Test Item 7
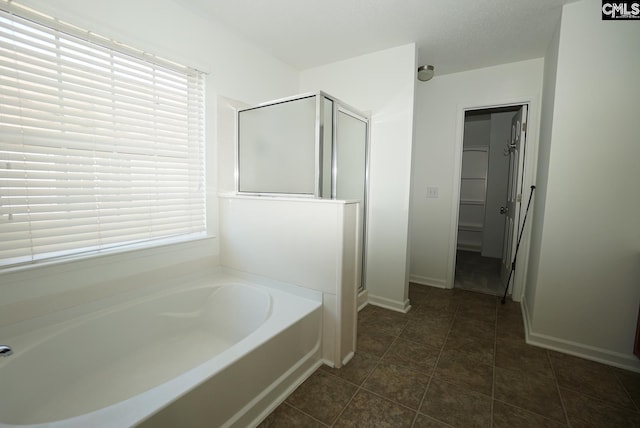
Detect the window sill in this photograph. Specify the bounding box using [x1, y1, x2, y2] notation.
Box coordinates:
[0, 234, 216, 277]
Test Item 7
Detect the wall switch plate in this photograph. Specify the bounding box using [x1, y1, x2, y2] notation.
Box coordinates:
[426, 186, 439, 198]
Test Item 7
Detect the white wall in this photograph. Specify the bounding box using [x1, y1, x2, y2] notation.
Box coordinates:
[525, 11, 561, 328]
[410, 59, 544, 291]
[218, 196, 359, 366]
[0, 0, 299, 322]
[525, 0, 640, 371]
[299, 44, 417, 312]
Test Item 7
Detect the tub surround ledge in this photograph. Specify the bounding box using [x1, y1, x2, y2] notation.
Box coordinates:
[0, 268, 323, 428]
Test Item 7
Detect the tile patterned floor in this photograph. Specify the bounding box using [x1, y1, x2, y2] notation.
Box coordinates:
[259, 284, 640, 428]
[454, 250, 503, 297]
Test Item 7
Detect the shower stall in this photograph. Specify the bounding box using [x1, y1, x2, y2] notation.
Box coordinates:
[236, 91, 370, 289]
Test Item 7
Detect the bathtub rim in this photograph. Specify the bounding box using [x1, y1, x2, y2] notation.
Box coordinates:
[0, 268, 323, 428]
[0, 281, 274, 365]
[0, 266, 319, 340]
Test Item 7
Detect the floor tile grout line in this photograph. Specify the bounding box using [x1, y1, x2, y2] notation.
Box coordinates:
[383, 295, 531, 424]
[490, 299, 498, 428]
[414, 414, 457, 428]
[547, 350, 640, 414]
[613, 370, 640, 413]
[546, 349, 572, 427]
[548, 351, 640, 418]
[327, 386, 358, 426]
[327, 333, 405, 427]
[371, 320, 424, 425]
[355, 385, 427, 416]
[492, 397, 573, 426]
[556, 383, 640, 414]
[269, 288, 640, 427]
[396, 296, 575, 426]
[286, 343, 387, 427]
[493, 308, 574, 425]
[410, 300, 460, 427]
[355, 301, 457, 427]
[425, 375, 494, 401]
[280, 401, 332, 427]
[410, 385, 429, 428]
[325, 367, 373, 427]
[324, 334, 447, 422]
[409, 349, 437, 426]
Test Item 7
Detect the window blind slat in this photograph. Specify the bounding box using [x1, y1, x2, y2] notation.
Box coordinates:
[0, 6, 206, 268]
[0, 94, 193, 134]
[0, 135, 197, 159]
[0, 228, 204, 260]
[0, 208, 206, 232]
[0, 74, 202, 123]
[2, 17, 195, 90]
[0, 40, 196, 104]
[0, 213, 205, 243]
[0, 146, 200, 166]
[1, 201, 204, 216]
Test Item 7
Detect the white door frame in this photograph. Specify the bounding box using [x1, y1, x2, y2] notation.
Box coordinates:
[447, 97, 539, 301]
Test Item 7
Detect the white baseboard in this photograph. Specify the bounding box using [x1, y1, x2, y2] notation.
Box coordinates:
[357, 289, 368, 311]
[521, 296, 533, 338]
[409, 274, 448, 289]
[368, 293, 411, 313]
[522, 298, 640, 373]
[341, 351, 355, 366]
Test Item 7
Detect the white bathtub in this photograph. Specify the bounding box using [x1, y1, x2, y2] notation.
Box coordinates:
[0, 273, 322, 427]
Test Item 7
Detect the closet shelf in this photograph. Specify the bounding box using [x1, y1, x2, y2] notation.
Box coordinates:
[458, 223, 483, 232]
[458, 143, 488, 253]
[460, 199, 485, 206]
[457, 241, 482, 251]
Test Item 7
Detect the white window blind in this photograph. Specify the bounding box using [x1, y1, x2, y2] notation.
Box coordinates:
[0, 4, 206, 268]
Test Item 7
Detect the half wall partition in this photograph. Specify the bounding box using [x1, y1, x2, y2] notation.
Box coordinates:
[236, 92, 370, 289]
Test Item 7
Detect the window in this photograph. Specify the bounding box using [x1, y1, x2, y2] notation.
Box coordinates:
[0, 3, 206, 268]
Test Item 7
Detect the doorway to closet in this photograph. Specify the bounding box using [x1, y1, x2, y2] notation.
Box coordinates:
[454, 105, 527, 297]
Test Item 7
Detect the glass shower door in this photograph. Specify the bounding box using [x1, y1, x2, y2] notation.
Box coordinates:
[335, 107, 369, 289]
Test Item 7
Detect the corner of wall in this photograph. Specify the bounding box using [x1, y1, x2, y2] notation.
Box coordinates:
[524, 0, 640, 370]
[522, 12, 562, 316]
[299, 43, 418, 309]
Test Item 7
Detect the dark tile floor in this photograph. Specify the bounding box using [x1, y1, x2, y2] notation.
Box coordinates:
[455, 250, 503, 297]
[260, 284, 640, 428]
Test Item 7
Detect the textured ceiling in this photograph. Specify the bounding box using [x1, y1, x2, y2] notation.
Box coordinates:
[172, 0, 576, 75]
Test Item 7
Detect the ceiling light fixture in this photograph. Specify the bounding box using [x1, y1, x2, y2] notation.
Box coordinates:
[417, 65, 435, 82]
